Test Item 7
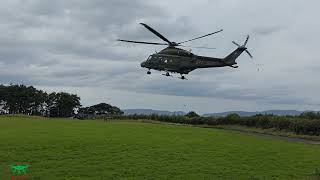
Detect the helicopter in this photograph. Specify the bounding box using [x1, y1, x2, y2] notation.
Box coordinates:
[118, 23, 252, 80]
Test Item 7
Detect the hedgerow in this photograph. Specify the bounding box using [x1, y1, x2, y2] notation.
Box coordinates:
[113, 113, 320, 136]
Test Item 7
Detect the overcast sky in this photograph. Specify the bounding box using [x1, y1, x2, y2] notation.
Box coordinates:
[0, 0, 319, 113]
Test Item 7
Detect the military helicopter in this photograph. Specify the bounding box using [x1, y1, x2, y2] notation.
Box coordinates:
[118, 23, 252, 80]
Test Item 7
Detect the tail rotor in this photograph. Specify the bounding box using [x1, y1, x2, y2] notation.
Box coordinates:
[233, 35, 262, 71]
[232, 35, 253, 58]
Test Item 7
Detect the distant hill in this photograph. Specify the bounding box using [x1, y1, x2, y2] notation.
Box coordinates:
[123, 109, 186, 116]
[203, 110, 304, 117]
[123, 109, 306, 117]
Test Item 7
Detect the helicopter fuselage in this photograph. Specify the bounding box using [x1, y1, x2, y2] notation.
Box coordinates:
[140, 47, 237, 74]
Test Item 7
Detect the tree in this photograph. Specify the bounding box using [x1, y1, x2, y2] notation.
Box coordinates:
[47, 92, 81, 117]
[29, 89, 47, 116]
[89, 103, 123, 115]
[0, 84, 48, 115]
[78, 107, 95, 115]
[185, 111, 200, 118]
[0, 84, 82, 117]
[0, 85, 8, 114]
[225, 113, 241, 120]
[77, 103, 123, 119]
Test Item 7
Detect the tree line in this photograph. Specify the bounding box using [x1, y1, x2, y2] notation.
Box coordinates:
[1, 84, 319, 136]
[0, 84, 123, 117]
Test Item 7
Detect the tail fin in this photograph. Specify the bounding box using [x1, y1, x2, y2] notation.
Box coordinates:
[224, 35, 252, 65]
[224, 47, 246, 65]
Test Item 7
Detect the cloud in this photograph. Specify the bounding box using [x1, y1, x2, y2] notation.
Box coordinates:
[0, 0, 320, 113]
[253, 25, 286, 36]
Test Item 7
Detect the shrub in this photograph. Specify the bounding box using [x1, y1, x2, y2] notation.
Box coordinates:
[300, 111, 320, 120]
[185, 111, 200, 118]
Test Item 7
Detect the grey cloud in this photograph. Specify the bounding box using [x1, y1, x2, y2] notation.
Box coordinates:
[0, 0, 320, 112]
[110, 76, 307, 106]
[253, 25, 286, 36]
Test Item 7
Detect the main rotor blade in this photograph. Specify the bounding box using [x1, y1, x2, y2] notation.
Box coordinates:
[117, 39, 168, 45]
[140, 23, 172, 44]
[179, 45, 216, 49]
[232, 41, 241, 47]
[245, 50, 253, 58]
[178, 29, 223, 45]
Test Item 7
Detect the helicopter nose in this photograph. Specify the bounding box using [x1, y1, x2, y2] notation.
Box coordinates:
[141, 61, 146, 67]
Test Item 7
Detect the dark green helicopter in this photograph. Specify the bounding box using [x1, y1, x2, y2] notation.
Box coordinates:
[118, 23, 252, 80]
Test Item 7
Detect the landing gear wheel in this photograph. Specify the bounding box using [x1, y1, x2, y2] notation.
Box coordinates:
[147, 71, 151, 75]
[162, 72, 172, 77]
[179, 74, 187, 80]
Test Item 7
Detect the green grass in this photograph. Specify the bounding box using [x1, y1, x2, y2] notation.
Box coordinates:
[0, 115, 320, 179]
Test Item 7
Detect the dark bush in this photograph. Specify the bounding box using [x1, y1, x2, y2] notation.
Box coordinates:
[300, 111, 320, 120]
[185, 111, 200, 118]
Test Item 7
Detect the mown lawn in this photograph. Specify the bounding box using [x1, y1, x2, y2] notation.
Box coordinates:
[0, 115, 320, 179]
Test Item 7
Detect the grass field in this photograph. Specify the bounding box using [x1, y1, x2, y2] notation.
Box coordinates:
[1, 115, 320, 179]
